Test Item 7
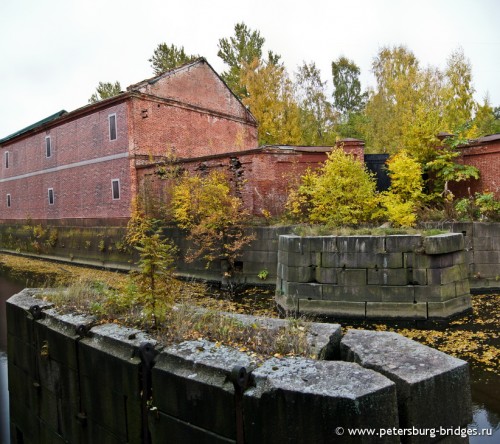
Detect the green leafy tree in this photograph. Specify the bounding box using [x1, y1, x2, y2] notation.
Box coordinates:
[331, 56, 367, 116]
[287, 148, 378, 226]
[425, 125, 480, 203]
[172, 171, 255, 288]
[241, 59, 302, 145]
[149, 42, 199, 75]
[217, 22, 281, 99]
[295, 61, 337, 145]
[88, 81, 122, 104]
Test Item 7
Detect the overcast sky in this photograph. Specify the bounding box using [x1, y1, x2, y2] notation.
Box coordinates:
[1, 0, 499, 138]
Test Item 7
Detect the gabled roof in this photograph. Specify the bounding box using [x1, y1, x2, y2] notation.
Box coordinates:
[0, 110, 68, 145]
[127, 58, 206, 91]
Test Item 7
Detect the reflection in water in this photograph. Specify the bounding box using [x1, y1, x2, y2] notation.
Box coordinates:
[1, 352, 9, 444]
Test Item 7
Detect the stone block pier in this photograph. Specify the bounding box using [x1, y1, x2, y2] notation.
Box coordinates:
[7, 289, 471, 443]
[276, 233, 472, 319]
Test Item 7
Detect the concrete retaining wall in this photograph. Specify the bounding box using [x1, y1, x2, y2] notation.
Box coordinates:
[276, 234, 472, 319]
[422, 222, 500, 291]
[1, 223, 498, 291]
[7, 290, 471, 443]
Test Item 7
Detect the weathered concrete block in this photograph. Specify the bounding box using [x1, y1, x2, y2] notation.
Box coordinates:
[315, 266, 337, 284]
[336, 236, 386, 253]
[287, 282, 323, 299]
[7, 289, 54, 342]
[322, 285, 378, 302]
[366, 302, 427, 319]
[473, 222, 500, 238]
[413, 253, 454, 269]
[426, 265, 464, 285]
[244, 358, 399, 444]
[274, 293, 298, 313]
[414, 283, 457, 302]
[221, 311, 342, 360]
[337, 268, 367, 286]
[385, 235, 423, 253]
[474, 250, 500, 264]
[321, 236, 338, 252]
[471, 263, 500, 279]
[423, 233, 464, 255]
[455, 279, 471, 297]
[427, 295, 472, 318]
[287, 265, 315, 283]
[287, 251, 320, 267]
[341, 330, 472, 442]
[153, 340, 254, 439]
[298, 299, 366, 318]
[322, 252, 402, 269]
[367, 268, 409, 286]
[378, 286, 415, 303]
[242, 250, 277, 264]
[473, 236, 500, 251]
[411, 268, 427, 285]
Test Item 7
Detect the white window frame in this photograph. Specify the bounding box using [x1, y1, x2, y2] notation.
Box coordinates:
[108, 113, 117, 141]
[6, 194, 11, 208]
[48, 188, 55, 205]
[4, 151, 9, 169]
[45, 135, 52, 158]
[111, 179, 120, 200]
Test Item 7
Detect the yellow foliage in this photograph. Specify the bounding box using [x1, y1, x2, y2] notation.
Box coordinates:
[381, 150, 423, 227]
[286, 148, 378, 226]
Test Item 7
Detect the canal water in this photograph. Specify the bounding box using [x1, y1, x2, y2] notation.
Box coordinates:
[0, 274, 498, 442]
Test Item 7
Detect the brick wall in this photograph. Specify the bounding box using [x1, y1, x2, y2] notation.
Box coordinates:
[137, 140, 365, 217]
[450, 136, 500, 198]
[129, 95, 257, 159]
[0, 101, 132, 222]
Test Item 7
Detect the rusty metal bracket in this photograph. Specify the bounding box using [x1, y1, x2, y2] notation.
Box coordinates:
[138, 342, 157, 444]
[29, 304, 43, 320]
[230, 365, 252, 444]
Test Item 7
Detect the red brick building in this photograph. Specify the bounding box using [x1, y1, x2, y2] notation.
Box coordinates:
[137, 139, 365, 217]
[0, 59, 257, 225]
[451, 134, 500, 199]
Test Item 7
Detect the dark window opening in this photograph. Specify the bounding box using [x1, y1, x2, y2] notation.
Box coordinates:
[109, 114, 117, 140]
[45, 136, 52, 157]
[7, 194, 11, 207]
[48, 188, 54, 205]
[5, 151, 9, 169]
[112, 179, 120, 200]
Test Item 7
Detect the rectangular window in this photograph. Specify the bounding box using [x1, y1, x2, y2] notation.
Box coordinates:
[45, 136, 52, 158]
[48, 188, 54, 205]
[7, 194, 11, 208]
[4, 151, 9, 169]
[112, 179, 120, 200]
[109, 114, 117, 141]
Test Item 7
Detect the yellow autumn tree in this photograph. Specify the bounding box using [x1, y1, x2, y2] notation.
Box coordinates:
[287, 148, 378, 226]
[171, 171, 254, 285]
[241, 59, 302, 145]
[381, 150, 424, 227]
